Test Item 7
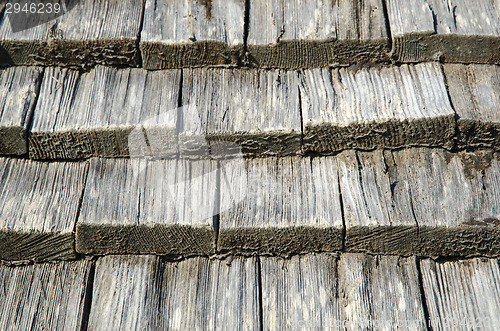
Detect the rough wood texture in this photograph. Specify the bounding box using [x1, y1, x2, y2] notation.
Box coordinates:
[141, 0, 245, 69]
[76, 158, 216, 255]
[181, 68, 301, 157]
[247, 0, 390, 68]
[218, 157, 343, 256]
[300, 63, 456, 153]
[0, 260, 92, 330]
[0, 0, 142, 67]
[0, 66, 42, 155]
[444, 64, 500, 149]
[387, 0, 500, 64]
[30, 66, 180, 159]
[341, 148, 500, 257]
[338, 254, 426, 330]
[89, 255, 259, 330]
[261, 254, 425, 330]
[0, 158, 87, 261]
[421, 258, 500, 330]
[260, 254, 344, 329]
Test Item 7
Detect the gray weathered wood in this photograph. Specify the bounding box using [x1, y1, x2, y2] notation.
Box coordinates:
[181, 68, 301, 157]
[0, 66, 42, 155]
[0, 158, 87, 261]
[261, 253, 425, 330]
[0, 0, 142, 67]
[76, 157, 217, 255]
[89, 255, 259, 330]
[300, 63, 456, 153]
[140, 0, 245, 69]
[218, 157, 343, 256]
[341, 148, 500, 257]
[387, 0, 500, 64]
[0, 260, 92, 330]
[247, 0, 390, 68]
[420, 258, 500, 330]
[338, 254, 426, 330]
[260, 254, 344, 330]
[444, 63, 500, 149]
[30, 66, 180, 159]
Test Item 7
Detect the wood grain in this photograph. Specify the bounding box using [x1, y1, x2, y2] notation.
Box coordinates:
[444, 63, 500, 149]
[76, 157, 217, 255]
[140, 0, 245, 69]
[181, 68, 301, 157]
[29, 66, 180, 159]
[341, 148, 500, 257]
[0, 158, 87, 261]
[247, 0, 390, 68]
[0, 260, 92, 330]
[0, 66, 42, 155]
[218, 157, 343, 256]
[387, 0, 500, 64]
[300, 63, 456, 153]
[420, 258, 500, 330]
[89, 255, 259, 330]
[0, 0, 143, 67]
[338, 254, 426, 330]
[260, 254, 344, 330]
[261, 253, 425, 330]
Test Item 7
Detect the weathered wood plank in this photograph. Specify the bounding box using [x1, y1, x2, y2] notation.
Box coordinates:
[341, 148, 500, 257]
[76, 158, 216, 255]
[0, 260, 92, 330]
[444, 63, 500, 149]
[218, 157, 343, 256]
[29, 66, 180, 159]
[387, 0, 500, 64]
[0, 158, 87, 261]
[420, 258, 500, 330]
[89, 255, 259, 330]
[88, 256, 159, 330]
[0, 66, 42, 155]
[0, 0, 142, 67]
[140, 0, 245, 69]
[247, 0, 390, 68]
[260, 254, 344, 330]
[300, 63, 456, 153]
[181, 68, 301, 157]
[338, 254, 426, 330]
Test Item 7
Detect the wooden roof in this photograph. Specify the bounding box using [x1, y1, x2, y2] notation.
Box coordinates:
[0, 0, 499, 329]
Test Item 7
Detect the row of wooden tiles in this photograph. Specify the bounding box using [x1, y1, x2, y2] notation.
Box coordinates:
[1, 62, 499, 159]
[1, 148, 499, 262]
[1, 0, 499, 69]
[1, 254, 499, 330]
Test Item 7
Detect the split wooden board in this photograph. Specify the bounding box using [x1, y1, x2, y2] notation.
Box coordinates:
[218, 157, 343, 255]
[247, 0, 390, 68]
[29, 66, 180, 159]
[420, 258, 500, 330]
[0, 66, 42, 155]
[444, 63, 500, 150]
[0, 0, 143, 67]
[181, 68, 301, 157]
[300, 62, 456, 153]
[0, 158, 87, 261]
[386, 0, 500, 64]
[263, 254, 425, 330]
[340, 148, 500, 257]
[0, 260, 92, 330]
[140, 0, 245, 69]
[88, 255, 259, 330]
[76, 157, 217, 255]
